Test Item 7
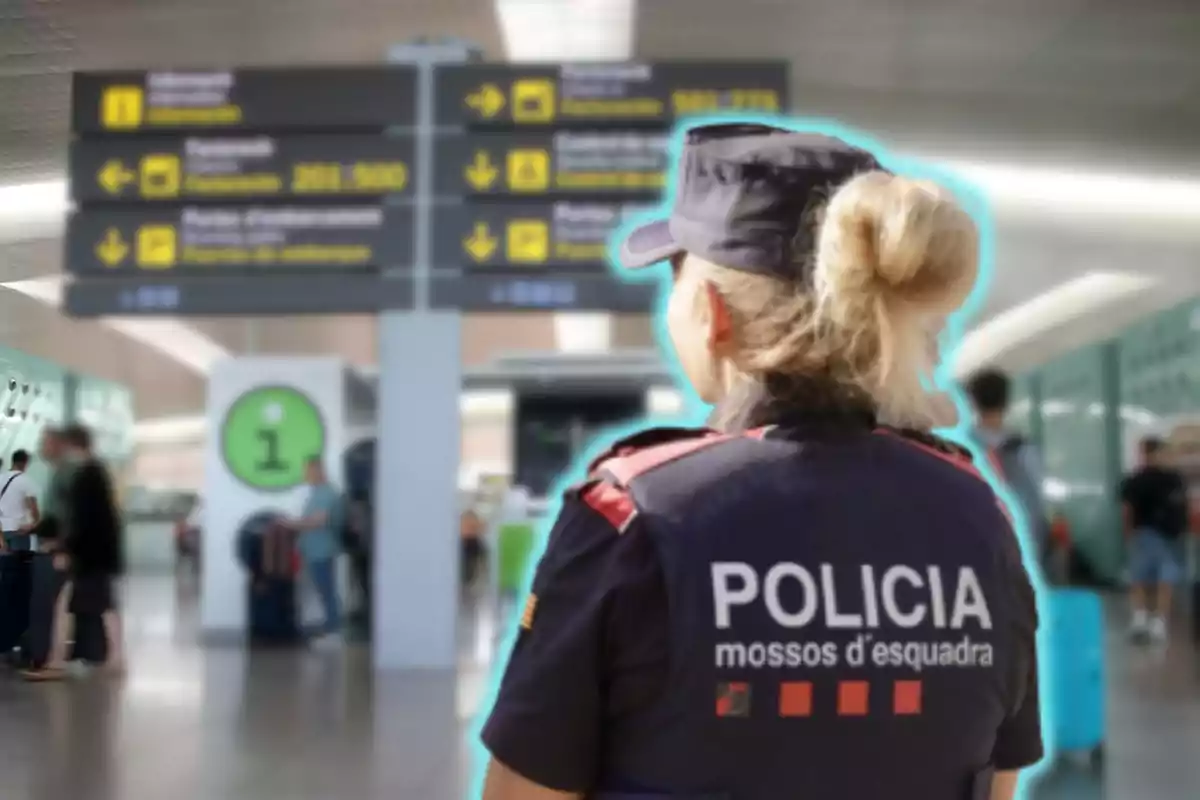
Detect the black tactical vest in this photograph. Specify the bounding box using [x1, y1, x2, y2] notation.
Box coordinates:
[584, 424, 1028, 800]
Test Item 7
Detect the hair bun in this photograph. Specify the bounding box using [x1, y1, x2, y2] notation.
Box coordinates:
[816, 171, 978, 312]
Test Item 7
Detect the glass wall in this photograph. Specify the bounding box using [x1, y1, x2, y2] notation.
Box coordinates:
[1017, 297, 1200, 583]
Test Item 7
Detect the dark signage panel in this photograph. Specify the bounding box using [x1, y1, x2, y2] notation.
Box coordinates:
[72, 68, 418, 134]
[436, 131, 669, 197]
[433, 202, 650, 271]
[437, 61, 788, 127]
[64, 274, 412, 317]
[70, 134, 415, 204]
[431, 272, 657, 313]
[66, 205, 413, 275]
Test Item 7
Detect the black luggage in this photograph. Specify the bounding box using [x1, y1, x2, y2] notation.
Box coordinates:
[237, 514, 300, 645]
[0, 553, 32, 653]
[248, 577, 298, 644]
[22, 554, 65, 667]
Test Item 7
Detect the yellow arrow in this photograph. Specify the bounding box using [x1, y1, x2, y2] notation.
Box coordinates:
[95, 228, 129, 267]
[97, 159, 135, 195]
[463, 150, 498, 190]
[463, 222, 498, 262]
[466, 83, 506, 118]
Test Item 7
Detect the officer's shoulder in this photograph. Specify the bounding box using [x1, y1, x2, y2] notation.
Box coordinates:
[585, 426, 732, 481]
[575, 426, 749, 532]
[879, 427, 986, 481]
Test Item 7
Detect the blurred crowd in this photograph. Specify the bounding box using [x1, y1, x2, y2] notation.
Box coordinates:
[0, 424, 125, 681]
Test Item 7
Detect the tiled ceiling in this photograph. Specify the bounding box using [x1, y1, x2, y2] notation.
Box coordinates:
[0, 0, 1198, 418]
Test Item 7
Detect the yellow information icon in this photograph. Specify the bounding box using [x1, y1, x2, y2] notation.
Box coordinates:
[506, 220, 549, 264]
[136, 225, 177, 269]
[101, 86, 144, 130]
[511, 79, 556, 123]
[139, 154, 181, 199]
[506, 149, 550, 192]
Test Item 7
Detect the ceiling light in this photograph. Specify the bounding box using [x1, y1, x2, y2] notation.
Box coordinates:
[938, 160, 1200, 221]
[2, 275, 230, 375]
[951, 271, 1158, 375]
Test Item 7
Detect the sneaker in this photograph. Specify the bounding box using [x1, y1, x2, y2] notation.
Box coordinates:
[1129, 611, 1150, 641]
[1149, 616, 1168, 643]
[311, 632, 344, 651]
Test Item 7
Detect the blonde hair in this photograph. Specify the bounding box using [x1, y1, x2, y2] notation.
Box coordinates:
[693, 170, 978, 428]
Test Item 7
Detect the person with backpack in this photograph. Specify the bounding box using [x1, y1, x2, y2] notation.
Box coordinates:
[966, 369, 1050, 571]
[1120, 436, 1189, 643]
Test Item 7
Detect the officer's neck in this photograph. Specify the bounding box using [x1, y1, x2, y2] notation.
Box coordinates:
[709, 372, 876, 434]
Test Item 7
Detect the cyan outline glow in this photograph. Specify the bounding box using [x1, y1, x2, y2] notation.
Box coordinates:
[468, 112, 1053, 799]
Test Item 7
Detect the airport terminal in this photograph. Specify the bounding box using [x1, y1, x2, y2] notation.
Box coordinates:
[0, 1, 1199, 798]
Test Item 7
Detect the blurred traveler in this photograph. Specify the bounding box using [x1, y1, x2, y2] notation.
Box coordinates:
[966, 369, 1050, 566]
[1121, 436, 1188, 642]
[480, 124, 1041, 800]
[61, 424, 125, 673]
[460, 505, 487, 592]
[0, 449, 40, 552]
[288, 456, 344, 647]
[175, 497, 202, 572]
[22, 429, 75, 680]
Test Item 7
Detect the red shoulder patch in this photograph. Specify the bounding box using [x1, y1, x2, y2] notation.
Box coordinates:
[585, 427, 714, 476]
[580, 480, 639, 533]
[595, 431, 734, 487]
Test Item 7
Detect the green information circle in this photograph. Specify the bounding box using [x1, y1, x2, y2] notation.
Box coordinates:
[221, 386, 325, 491]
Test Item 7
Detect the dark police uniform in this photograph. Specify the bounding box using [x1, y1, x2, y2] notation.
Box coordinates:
[481, 125, 1043, 800]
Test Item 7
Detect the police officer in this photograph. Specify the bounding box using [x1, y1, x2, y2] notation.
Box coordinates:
[479, 124, 1042, 800]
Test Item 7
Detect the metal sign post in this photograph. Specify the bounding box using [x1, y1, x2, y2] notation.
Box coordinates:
[372, 40, 475, 673]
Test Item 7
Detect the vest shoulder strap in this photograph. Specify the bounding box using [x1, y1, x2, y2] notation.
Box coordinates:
[877, 427, 984, 481]
[587, 426, 726, 485]
[578, 427, 729, 534]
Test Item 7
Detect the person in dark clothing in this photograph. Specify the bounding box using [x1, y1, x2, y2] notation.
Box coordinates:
[479, 125, 1041, 800]
[54, 424, 125, 674]
[1121, 436, 1189, 642]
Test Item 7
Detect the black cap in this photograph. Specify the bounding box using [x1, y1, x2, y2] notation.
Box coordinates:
[618, 123, 884, 277]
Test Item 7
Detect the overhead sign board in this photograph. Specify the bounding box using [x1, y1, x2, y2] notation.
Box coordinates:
[66, 205, 413, 274]
[72, 67, 418, 134]
[433, 202, 648, 271]
[70, 135, 414, 203]
[437, 131, 669, 197]
[64, 274, 412, 317]
[64, 58, 788, 317]
[437, 62, 787, 127]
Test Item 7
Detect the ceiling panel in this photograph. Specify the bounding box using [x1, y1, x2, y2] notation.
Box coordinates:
[636, 0, 1200, 169]
[0, 286, 205, 418]
[0, 0, 503, 186]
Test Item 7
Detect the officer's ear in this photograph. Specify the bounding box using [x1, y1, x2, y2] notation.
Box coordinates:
[702, 281, 735, 355]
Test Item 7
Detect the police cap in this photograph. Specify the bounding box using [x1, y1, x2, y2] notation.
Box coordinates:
[618, 123, 884, 277]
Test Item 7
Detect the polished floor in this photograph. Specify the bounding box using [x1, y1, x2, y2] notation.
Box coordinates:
[0, 574, 1196, 800]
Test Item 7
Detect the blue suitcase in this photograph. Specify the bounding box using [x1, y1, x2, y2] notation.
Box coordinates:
[1045, 588, 1106, 766]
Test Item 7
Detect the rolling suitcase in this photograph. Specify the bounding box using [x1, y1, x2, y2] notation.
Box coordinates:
[1045, 588, 1106, 767]
[248, 577, 299, 645]
[248, 522, 300, 645]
